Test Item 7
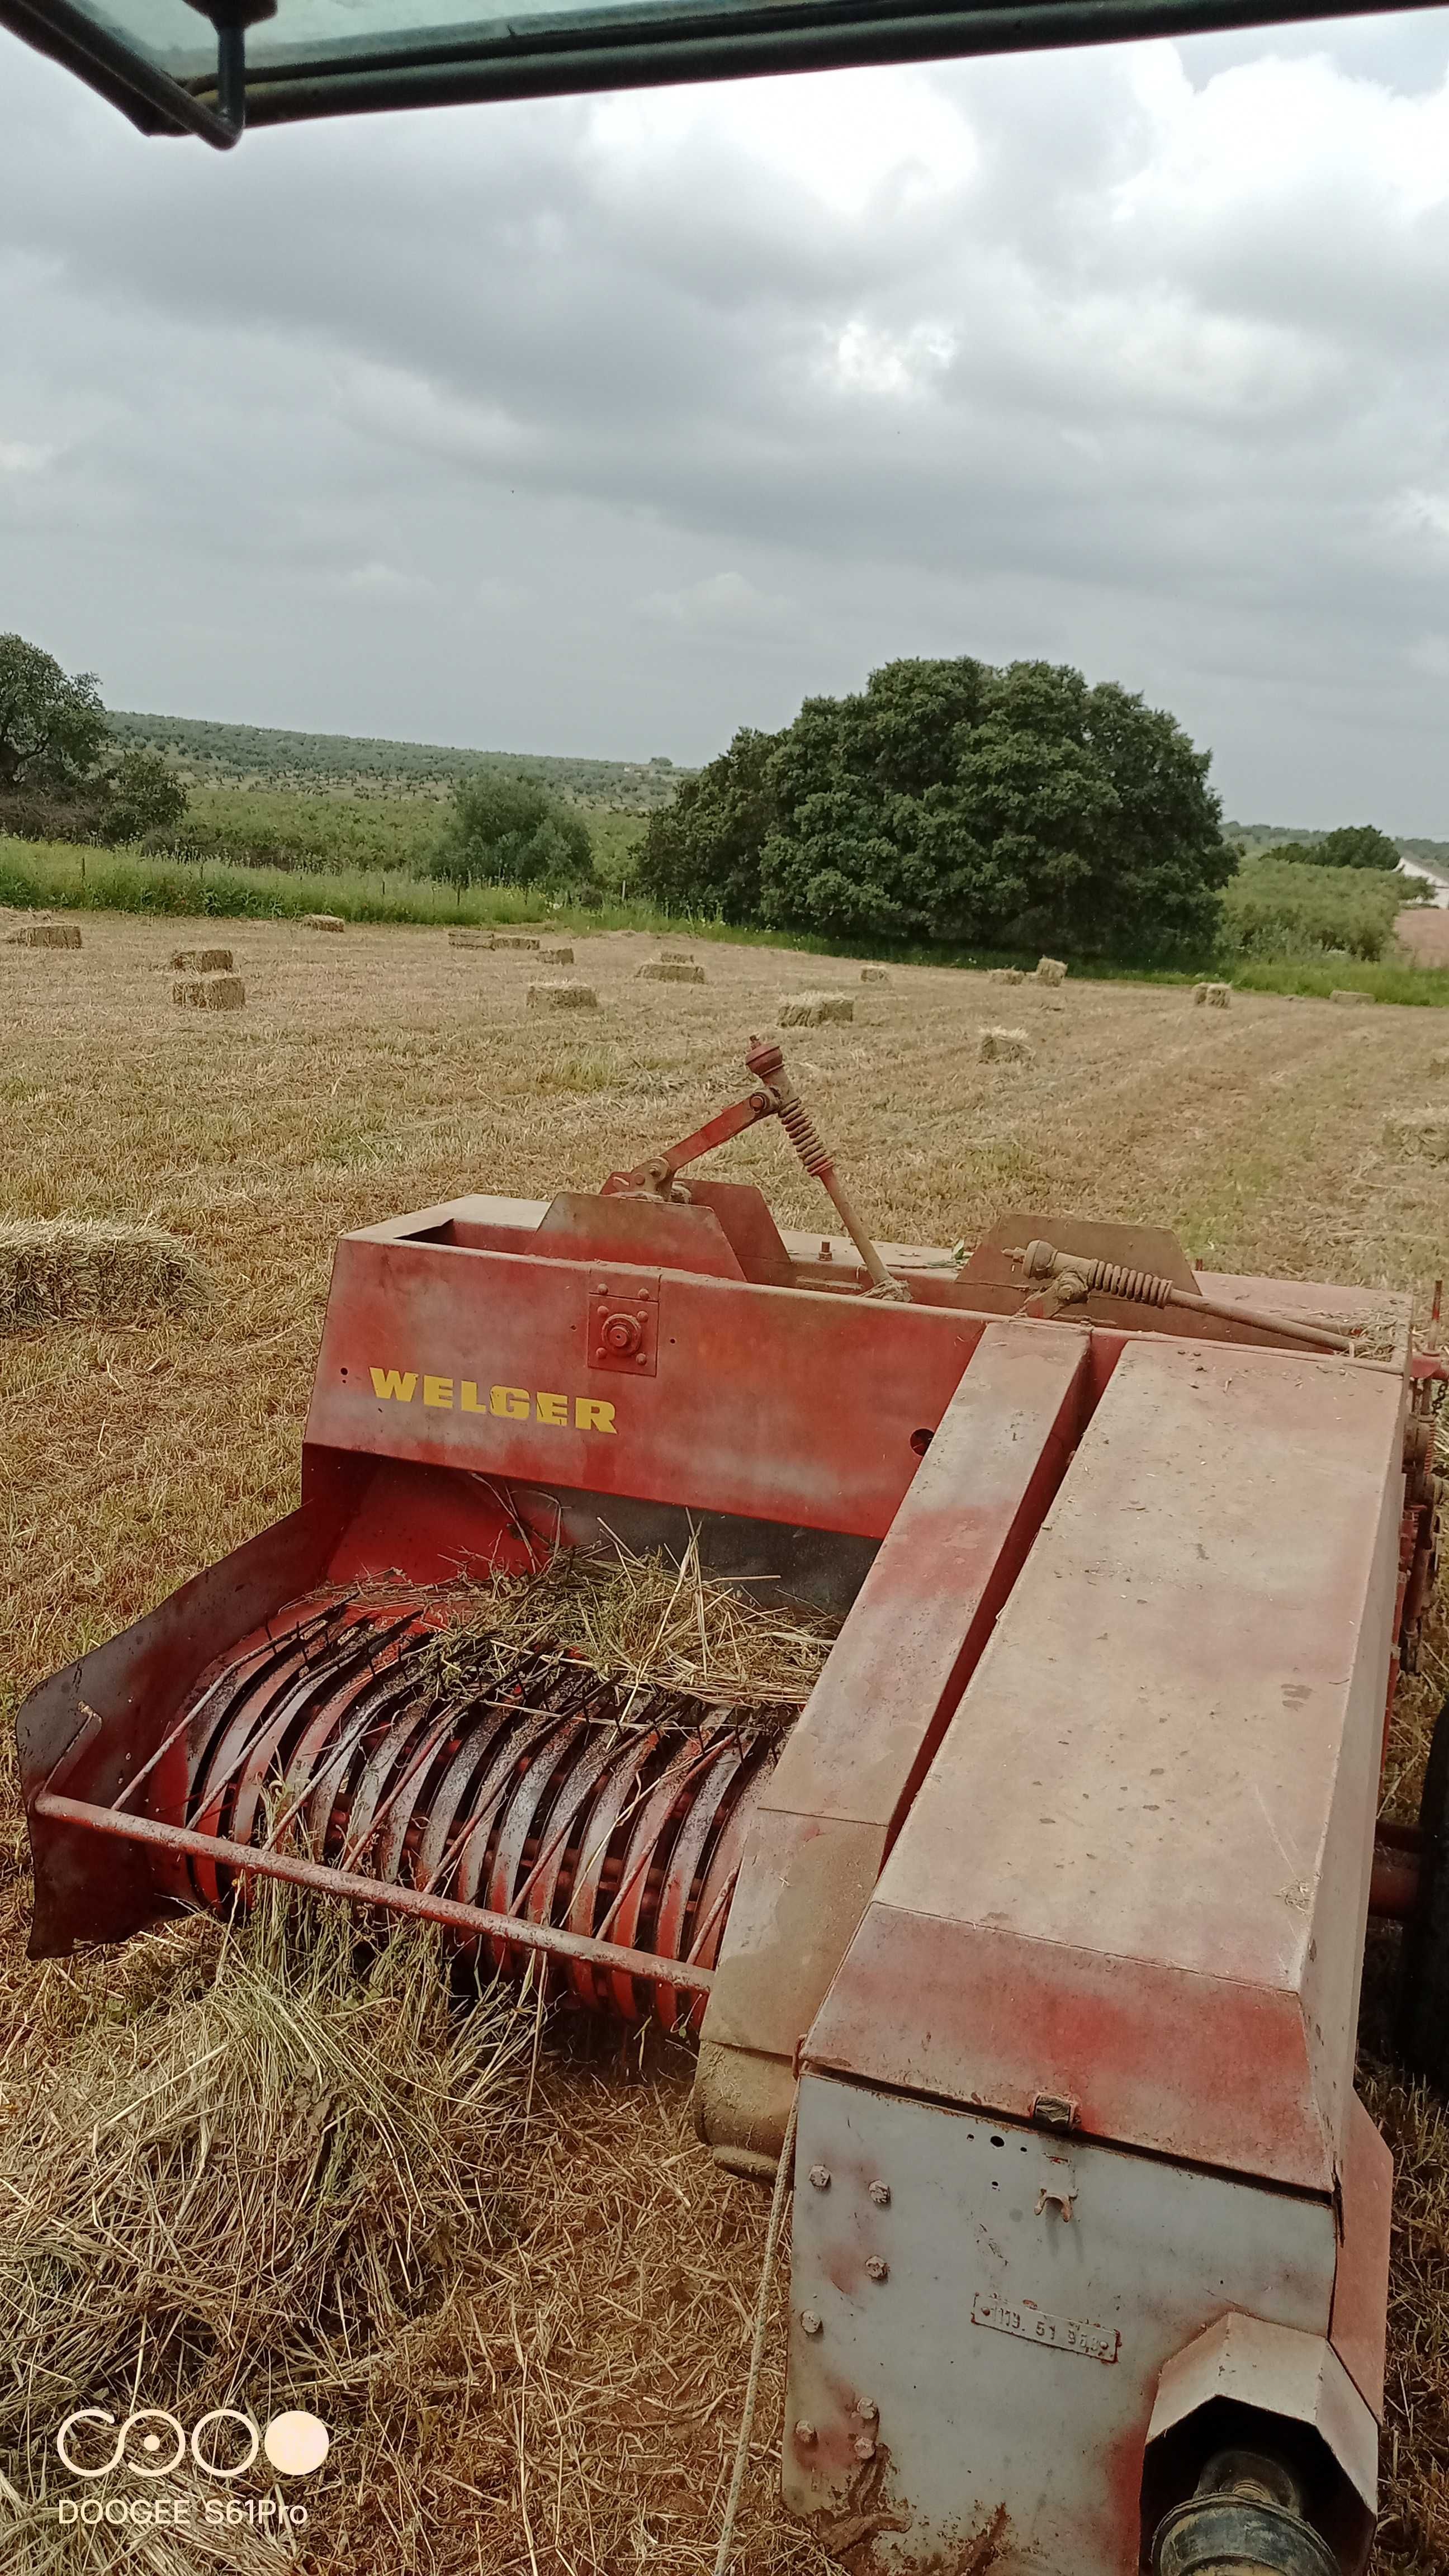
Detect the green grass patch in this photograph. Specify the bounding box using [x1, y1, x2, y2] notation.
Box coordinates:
[1232, 959, 1449, 1007]
[0, 837, 660, 932]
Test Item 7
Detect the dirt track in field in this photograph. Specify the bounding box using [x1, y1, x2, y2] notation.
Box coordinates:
[1397, 903, 1449, 966]
[1, 913, 1447, 2575]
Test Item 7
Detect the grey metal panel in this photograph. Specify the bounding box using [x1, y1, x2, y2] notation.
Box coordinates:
[786, 2075, 1338, 2575]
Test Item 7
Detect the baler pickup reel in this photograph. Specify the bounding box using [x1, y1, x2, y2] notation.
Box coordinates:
[14, 1033, 1445, 2576]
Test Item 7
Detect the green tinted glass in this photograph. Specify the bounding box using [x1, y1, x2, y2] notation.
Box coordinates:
[1, 0, 1438, 146]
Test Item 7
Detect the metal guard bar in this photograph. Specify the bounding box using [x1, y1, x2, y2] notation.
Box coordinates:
[6, 0, 1448, 145]
[34, 1792, 717, 1995]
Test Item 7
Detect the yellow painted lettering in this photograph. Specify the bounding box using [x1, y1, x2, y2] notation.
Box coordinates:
[370, 1368, 417, 1403]
[574, 1398, 617, 1434]
[460, 1380, 485, 1413]
[534, 1391, 569, 1427]
[423, 1375, 454, 1409]
[490, 1385, 529, 1420]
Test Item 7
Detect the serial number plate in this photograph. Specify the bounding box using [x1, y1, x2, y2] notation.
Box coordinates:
[970, 2292, 1119, 2364]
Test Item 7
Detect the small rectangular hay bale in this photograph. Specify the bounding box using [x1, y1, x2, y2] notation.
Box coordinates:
[640, 959, 707, 984]
[170, 946, 233, 974]
[0, 1218, 206, 1334]
[861, 966, 889, 984]
[978, 1025, 1033, 1063]
[778, 990, 853, 1026]
[448, 929, 494, 950]
[1206, 982, 1232, 1008]
[172, 973, 245, 1011]
[495, 935, 541, 951]
[6, 920, 81, 949]
[660, 945, 694, 962]
[988, 966, 1025, 986]
[301, 913, 345, 932]
[1384, 1110, 1449, 1160]
[1035, 957, 1067, 985]
[539, 945, 575, 965]
[1330, 988, 1374, 1005]
[527, 981, 598, 1012]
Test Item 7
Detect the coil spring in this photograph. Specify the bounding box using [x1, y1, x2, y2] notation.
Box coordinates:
[1077, 1258, 1173, 1307]
[1023, 1240, 1173, 1307]
[776, 1095, 832, 1181]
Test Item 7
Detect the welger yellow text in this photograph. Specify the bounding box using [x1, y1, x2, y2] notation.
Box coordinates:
[368, 1368, 616, 1433]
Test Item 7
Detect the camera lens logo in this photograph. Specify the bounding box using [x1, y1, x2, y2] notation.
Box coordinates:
[56, 2409, 329, 2481]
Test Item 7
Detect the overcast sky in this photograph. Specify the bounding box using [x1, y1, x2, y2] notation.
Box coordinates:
[3, 11, 1449, 825]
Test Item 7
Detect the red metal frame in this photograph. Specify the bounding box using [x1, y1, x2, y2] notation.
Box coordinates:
[16, 1170, 1433, 2044]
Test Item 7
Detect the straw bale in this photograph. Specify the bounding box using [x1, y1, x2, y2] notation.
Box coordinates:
[988, 966, 1024, 986]
[1332, 987, 1374, 1005]
[539, 944, 575, 965]
[640, 958, 707, 983]
[449, 927, 494, 949]
[1193, 981, 1231, 1007]
[302, 912, 345, 932]
[169, 945, 233, 973]
[861, 965, 889, 983]
[495, 934, 541, 951]
[660, 945, 694, 961]
[173, 972, 245, 1010]
[778, 989, 852, 1026]
[0, 1217, 206, 1333]
[527, 980, 598, 1012]
[1384, 1110, 1449, 1161]
[977, 1025, 1032, 1063]
[1035, 956, 1068, 985]
[6, 918, 80, 949]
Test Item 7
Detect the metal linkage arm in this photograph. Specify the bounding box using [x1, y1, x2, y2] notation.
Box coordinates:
[601, 1085, 778, 1197]
[600, 1038, 912, 1304]
[1008, 1238, 1353, 1353]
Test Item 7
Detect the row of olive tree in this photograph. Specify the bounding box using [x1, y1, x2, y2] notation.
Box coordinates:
[0, 634, 189, 845]
[1262, 826, 1402, 872]
[636, 657, 1237, 955]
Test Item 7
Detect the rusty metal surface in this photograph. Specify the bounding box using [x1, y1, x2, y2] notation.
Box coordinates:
[37, 1588, 787, 2024]
[806, 1338, 1407, 2191]
[304, 1228, 986, 1541]
[17, 1485, 368, 1956]
[1147, 2313, 1377, 2526]
[786, 2072, 1338, 2575]
[1329, 2094, 1394, 2422]
[697, 1320, 1095, 2166]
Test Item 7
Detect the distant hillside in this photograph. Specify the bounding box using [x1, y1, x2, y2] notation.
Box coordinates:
[108, 711, 686, 813]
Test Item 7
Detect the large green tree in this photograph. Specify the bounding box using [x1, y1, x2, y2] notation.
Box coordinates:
[433, 773, 594, 892]
[638, 656, 1230, 954]
[0, 633, 107, 794]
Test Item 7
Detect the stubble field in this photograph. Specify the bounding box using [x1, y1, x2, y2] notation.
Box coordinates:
[1, 912, 1447, 2576]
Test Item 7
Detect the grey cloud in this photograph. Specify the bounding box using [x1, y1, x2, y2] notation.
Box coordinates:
[2, 16, 1449, 818]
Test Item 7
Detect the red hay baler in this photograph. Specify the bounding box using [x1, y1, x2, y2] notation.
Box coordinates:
[17, 1038, 1446, 2576]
